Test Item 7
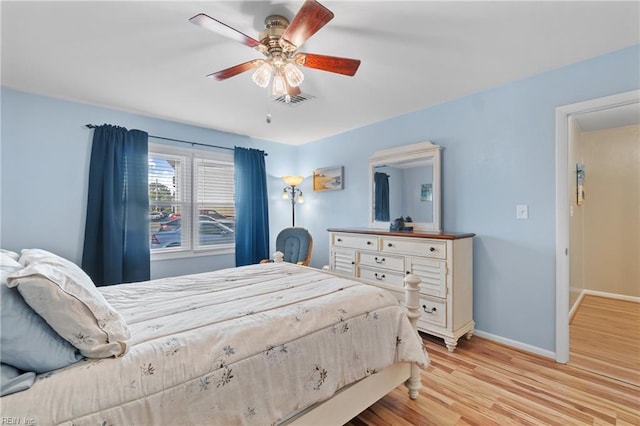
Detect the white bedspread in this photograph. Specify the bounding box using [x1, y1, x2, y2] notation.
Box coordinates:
[1, 262, 428, 425]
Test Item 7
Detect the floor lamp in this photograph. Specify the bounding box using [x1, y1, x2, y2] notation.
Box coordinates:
[282, 175, 304, 227]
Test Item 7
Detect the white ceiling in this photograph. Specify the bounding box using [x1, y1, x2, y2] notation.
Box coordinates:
[2, 1, 639, 145]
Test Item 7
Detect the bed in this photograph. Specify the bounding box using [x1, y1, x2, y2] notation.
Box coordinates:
[1, 250, 427, 425]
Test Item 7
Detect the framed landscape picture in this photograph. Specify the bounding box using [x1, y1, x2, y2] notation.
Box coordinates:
[421, 183, 432, 201]
[313, 166, 344, 191]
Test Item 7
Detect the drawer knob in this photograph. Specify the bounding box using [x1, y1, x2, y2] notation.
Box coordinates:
[374, 257, 385, 264]
[429, 247, 436, 252]
[387, 243, 393, 247]
[337, 238, 343, 242]
[366, 241, 373, 245]
[374, 273, 386, 280]
[422, 305, 437, 314]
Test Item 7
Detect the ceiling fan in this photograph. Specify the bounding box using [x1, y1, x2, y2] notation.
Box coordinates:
[189, 0, 361, 100]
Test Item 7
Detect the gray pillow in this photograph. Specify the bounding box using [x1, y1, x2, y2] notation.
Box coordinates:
[0, 363, 35, 396]
[0, 268, 84, 373]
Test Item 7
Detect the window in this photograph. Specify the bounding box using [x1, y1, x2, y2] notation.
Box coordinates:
[148, 143, 235, 257]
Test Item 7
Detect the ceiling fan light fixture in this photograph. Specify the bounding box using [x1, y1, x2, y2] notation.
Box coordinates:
[191, 1, 361, 95]
[272, 73, 287, 96]
[252, 61, 273, 88]
[283, 62, 304, 87]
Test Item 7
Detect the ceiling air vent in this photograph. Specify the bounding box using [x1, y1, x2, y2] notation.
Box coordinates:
[272, 93, 315, 106]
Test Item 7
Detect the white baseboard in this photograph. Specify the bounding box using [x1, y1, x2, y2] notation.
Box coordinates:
[473, 329, 556, 360]
[455, 289, 639, 362]
[569, 291, 587, 322]
[583, 289, 640, 303]
[570, 290, 639, 321]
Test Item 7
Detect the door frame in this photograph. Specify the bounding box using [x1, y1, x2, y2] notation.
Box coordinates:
[555, 89, 640, 363]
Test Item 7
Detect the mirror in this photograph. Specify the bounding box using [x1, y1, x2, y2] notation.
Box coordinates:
[369, 141, 441, 231]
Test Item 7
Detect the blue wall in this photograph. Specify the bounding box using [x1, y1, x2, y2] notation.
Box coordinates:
[293, 45, 639, 352]
[2, 45, 638, 354]
[0, 89, 295, 278]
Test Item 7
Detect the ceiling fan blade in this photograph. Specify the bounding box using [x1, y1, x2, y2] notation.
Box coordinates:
[294, 53, 361, 76]
[190, 13, 261, 49]
[207, 60, 260, 81]
[279, 0, 334, 51]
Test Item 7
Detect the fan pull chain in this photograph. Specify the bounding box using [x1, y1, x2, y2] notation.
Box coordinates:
[265, 87, 272, 124]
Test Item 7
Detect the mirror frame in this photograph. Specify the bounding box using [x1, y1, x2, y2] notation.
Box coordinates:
[369, 141, 442, 231]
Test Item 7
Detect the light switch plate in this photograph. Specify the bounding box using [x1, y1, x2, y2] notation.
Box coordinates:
[516, 204, 528, 219]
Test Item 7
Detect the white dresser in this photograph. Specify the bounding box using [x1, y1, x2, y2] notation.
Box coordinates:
[328, 228, 475, 352]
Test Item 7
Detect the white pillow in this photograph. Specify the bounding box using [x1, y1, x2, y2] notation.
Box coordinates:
[7, 249, 130, 358]
[1, 251, 21, 269]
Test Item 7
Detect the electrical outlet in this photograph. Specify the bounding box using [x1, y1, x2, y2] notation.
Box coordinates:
[516, 204, 528, 219]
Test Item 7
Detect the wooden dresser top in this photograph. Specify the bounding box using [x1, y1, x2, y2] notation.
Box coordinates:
[327, 228, 475, 240]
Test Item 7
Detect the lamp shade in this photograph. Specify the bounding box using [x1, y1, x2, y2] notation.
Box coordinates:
[272, 74, 287, 96]
[252, 61, 272, 88]
[283, 62, 304, 87]
[282, 175, 304, 186]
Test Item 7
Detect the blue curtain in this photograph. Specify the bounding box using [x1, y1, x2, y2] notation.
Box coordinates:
[234, 147, 269, 266]
[374, 172, 390, 221]
[82, 125, 150, 286]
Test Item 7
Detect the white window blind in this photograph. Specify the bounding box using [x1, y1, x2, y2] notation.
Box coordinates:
[194, 158, 235, 249]
[148, 144, 235, 255]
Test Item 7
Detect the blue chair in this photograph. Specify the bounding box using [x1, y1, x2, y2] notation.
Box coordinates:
[272, 227, 313, 266]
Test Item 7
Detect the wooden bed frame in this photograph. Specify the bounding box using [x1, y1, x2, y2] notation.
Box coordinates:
[280, 260, 424, 425]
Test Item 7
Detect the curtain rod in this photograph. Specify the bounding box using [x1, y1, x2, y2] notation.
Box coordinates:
[85, 124, 267, 156]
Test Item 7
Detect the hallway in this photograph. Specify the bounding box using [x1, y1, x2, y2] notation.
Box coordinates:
[570, 294, 640, 387]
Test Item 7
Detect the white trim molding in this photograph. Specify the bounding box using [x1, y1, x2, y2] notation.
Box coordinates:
[569, 291, 586, 322]
[581, 289, 640, 304]
[570, 289, 639, 323]
[473, 329, 555, 360]
[555, 89, 640, 364]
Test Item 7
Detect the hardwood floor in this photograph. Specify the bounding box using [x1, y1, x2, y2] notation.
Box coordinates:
[570, 295, 640, 387]
[345, 333, 640, 425]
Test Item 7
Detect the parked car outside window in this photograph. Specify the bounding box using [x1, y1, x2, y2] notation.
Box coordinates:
[157, 215, 215, 232]
[151, 220, 234, 249]
[199, 209, 235, 230]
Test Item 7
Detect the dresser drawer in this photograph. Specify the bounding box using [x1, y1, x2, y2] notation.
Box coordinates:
[408, 257, 447, 298]
[358, 267, 405, 288]
[331, 248, 356, 276]
[332, 233, 378, 250]
[418, 297, 447, 328]
[380, 237, 447, 259]
[359, 252, 404, 272]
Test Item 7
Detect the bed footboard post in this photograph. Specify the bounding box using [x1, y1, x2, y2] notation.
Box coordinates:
[403, 273, 422, 399]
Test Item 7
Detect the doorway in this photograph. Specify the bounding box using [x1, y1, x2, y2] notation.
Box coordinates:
[555, 89, 640, 365]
